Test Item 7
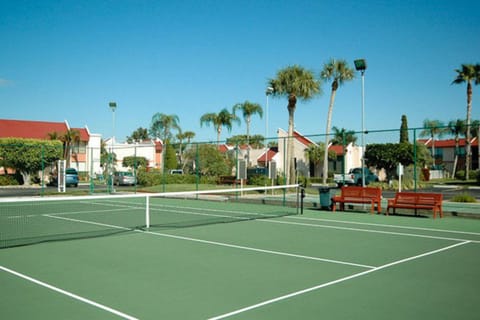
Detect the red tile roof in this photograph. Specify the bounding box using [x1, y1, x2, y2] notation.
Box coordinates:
[257, 149, 277, 162]
[328, 144, 345, 156]
[0, 119, 89, 141]
[293, 131, 315, 146]
[218, 144, 230, 153]
[418, 138, 478, 148]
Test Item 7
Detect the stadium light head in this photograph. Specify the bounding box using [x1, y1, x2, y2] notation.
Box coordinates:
[109, 102, 117, 112]
[354, 59, 367, 71]
[266, 87, 274, 95]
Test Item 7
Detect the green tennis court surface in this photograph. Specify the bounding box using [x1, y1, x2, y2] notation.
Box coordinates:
[1, 189, 479, 319]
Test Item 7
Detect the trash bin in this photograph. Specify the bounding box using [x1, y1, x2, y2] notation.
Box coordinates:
[318, 186, 333, 210]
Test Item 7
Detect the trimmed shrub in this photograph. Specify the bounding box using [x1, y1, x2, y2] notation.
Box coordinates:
[0, 175, 20, 186]
[451, 193, 477, 203]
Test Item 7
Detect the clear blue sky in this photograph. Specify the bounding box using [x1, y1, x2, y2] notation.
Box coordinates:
[1, 0, 479, 143]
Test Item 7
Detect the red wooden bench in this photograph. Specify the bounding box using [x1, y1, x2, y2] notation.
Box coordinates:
[331, 186, 382, 214]
[387, 192, 443, 218]
[218, 176, 243, 185]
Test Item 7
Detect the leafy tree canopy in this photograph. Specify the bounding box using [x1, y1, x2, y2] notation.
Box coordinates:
[127, 127, 149, 143]
[226, 135, 265, 148]
[122, 156, 148, 168]
[0, 138, 63, 185]
[183, 144, 231, 176]
[365, 143, 432, 178]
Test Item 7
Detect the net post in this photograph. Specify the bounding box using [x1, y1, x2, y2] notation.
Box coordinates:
[295, 185, 298, 214]
[145, 194, 150, 229]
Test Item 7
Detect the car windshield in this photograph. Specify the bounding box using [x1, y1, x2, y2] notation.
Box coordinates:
[66, 168, 77, 174]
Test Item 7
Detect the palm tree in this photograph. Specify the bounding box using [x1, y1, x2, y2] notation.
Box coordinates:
[200, 108, 240, 145]
[268, 65, 321, 184]
[60, 129, 81, 167]
[182, 131, 196, 144]
[331, 126, 357, 145]
[150, 113, 180, 143]
[178, 130, 195, 171]
[452, 64, 480, 179]
[320, 59, 355, 184]
[447, 119, 466, 178]
[176, 130, 186, 166]
[233, 101, 263, 165]
[48, 129, 80, 167]
[233, 101, 263, 145]
[420, 119, 445, 166]
[305, 143, 337, 178]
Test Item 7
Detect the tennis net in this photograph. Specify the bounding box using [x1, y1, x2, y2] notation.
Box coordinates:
[0, 184, 300, 248]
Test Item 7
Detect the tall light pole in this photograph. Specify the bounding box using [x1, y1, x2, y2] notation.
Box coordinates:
[354, 59, 367, 187]
[265, 87, 274, 177]
[109, 101, 117, 193]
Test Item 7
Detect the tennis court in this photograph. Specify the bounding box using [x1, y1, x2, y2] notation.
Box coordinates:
[1, 186, 479, 319]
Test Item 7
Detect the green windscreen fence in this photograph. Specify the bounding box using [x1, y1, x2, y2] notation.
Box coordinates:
[0, 185, 300, 248]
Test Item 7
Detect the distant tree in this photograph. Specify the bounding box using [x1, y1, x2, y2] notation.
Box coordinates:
[446, 119, 466, 178]
[400, 115, 409, 143]
[183, 144, 231, 176]
[0, 138, 62, 185]
[126, 127, 149, 143]
[122, 156, 148, 169]
[164, 143, 178, 170]
[233, 101, 263, 165]
[48, 129, 81, 168]
[233, 101, 263, 146]
[420, 119, 445, 165]
[452, 63, 480, 179]
[331, 127, 357, 145]
[182, 131, 196, 144]
[100, 139, 117, 173]
[226, 134, 265, 148]
[365, 142, 432, 180]
[320, 59, 355, 184]
[268, 65, 321, 184]
[150, 113, 180, 142]
[200, 108, 240, 145]
[305, 143, 336, 177]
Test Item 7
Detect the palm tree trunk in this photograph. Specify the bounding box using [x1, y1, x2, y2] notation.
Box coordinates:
[452, 137, 459, 178]
[431, 136, 435, 167]
[466, 82, 472, 179]
[322, 89, 337, 184]
[216, 126, 222, 146]
[287, 94, 297, 184]
[246, 116, 251, 166]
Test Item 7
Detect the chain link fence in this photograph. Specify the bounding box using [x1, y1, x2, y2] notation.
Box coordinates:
[1, 127, 479, 194]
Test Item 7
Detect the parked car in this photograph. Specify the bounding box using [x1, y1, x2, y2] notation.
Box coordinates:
[65, 168, 79, 187]
[114, 171, 136, 186]
[333, 167, 379, 187]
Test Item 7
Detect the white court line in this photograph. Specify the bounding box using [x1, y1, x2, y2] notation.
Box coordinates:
[207, 241, 471, 320]
[45, 214, 374, 269]
[0, 265, 139, 320]
[286, 215, 480, 236]
[262, 218, 480, 243]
